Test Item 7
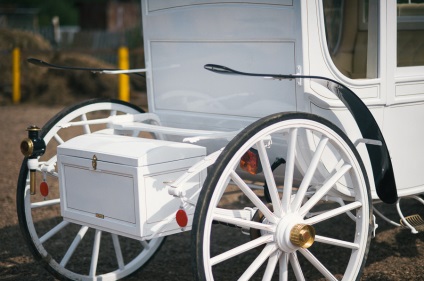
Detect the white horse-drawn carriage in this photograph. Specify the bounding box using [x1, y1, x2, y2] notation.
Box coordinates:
[18, 0, 424, 280]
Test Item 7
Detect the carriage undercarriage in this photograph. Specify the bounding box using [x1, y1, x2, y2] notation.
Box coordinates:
[17, 98, 423, 280]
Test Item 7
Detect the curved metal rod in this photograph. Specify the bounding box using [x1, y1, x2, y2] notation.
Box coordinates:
[27, 58, 146, 77]
[204, 64, 398, 204]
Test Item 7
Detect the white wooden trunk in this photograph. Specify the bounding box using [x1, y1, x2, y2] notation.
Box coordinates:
[57, 134, 206, 240]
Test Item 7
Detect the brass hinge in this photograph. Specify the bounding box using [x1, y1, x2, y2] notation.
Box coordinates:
[95, 213, 104, 219]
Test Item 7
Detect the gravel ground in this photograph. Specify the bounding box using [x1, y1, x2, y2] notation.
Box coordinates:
[0, 104, 423, 280]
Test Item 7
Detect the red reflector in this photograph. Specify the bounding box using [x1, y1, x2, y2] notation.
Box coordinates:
[176, 209, 188, 227]
[240, 148, 262, 175]
[40, 181, 49, 197]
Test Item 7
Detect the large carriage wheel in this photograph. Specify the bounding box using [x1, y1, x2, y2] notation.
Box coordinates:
[193, 112, 372, 280]
[17, 99, 164, 280]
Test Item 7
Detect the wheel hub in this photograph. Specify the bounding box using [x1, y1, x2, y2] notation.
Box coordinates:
[289, 224, 315, 248]
[275, 214, 316, 252]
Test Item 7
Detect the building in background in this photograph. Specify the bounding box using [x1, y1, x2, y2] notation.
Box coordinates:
[77, 0, 140, 32]
[0, 6, 39, 30]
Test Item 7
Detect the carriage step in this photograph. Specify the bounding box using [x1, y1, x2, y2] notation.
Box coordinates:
[400, 214, 424, 232]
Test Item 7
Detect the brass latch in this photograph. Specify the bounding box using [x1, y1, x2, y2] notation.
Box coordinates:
[92, 155, 97, 170]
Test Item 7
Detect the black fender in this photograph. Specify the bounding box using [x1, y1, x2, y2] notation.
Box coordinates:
[204, 64, 398, 204]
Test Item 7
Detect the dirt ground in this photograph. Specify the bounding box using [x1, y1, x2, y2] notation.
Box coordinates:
[0, 103, 423, 280]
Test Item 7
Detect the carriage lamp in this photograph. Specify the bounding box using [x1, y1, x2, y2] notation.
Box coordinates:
[240, 148, 262, 175]
[20, 125, 46, 195]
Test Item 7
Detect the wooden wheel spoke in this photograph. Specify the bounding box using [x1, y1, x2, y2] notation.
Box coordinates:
[299, 248, 338, 281]
[112, 234, 125, 270]
[60, 226, 89, 267]
[299, 164, 352, 217]
[291, 136, 329, 211]
[230, 171, 277, 223]
[81, 113, 91, 134]
[304, 201, 362, 225]
[40, 221, 70, 244]
[238, 243, 278, 281]
[140, 240, 151, 250]
[89, 230, 102, 277]
[257, 139, 282, 215]
[289, 252, 305, 281]
[213, 211, 275, 233]
[53, 133, 65, 145]
[281, 128, 298, 213]
[210, 235, 274, 266]
[262, 250, 280, 281]
[314, 235, 359, 250]
[279, 252, 289, 281]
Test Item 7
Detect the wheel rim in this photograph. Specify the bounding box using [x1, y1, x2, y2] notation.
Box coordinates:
[195, 114, 371, 281]
[17, 99, 164, 280]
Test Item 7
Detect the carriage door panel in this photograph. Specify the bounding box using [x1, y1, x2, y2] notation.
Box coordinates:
[142, 1, 300, 123]
[383, 1, 424, 194]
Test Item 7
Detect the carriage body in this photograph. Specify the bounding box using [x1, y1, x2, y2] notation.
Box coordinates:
[17, 1, 424, 280]
[141, 0, 424, 198]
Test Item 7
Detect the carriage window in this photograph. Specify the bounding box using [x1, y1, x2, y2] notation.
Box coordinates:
[323, 0, 379, 79]
[397, 0, 424, 67]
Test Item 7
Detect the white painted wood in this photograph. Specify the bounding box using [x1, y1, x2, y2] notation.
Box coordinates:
[57, 134, 206, 240]
[58, 134, 205, 167]
[141, 0, 301, 132]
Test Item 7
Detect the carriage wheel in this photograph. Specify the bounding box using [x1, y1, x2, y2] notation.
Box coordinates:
[17, 99, 164, 281]
[193, 112, 372, 280]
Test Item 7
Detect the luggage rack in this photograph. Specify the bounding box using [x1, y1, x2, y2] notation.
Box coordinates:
[59, 112, 241, 142]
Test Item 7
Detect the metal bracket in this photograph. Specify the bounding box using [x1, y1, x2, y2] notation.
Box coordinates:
[296, 65, 302, 86]
[372, 215, 379, 238]
[354, 138, 382, 147]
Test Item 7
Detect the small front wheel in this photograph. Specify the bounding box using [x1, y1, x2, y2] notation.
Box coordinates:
[17, 99, 164, 280]
[193, 112, 372, 280]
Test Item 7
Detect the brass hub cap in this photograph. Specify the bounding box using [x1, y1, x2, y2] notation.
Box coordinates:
[289, 224, 316, 249]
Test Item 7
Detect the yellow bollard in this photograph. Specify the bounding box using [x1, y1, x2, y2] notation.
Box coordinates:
[118, 47, 130, 102]
[12, 47, 21, 104]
